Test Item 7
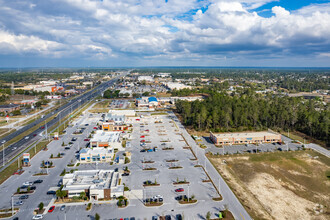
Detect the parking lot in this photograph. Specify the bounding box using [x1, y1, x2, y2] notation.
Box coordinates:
[1, 110, 237, 220]
[200, 135, 304, 155]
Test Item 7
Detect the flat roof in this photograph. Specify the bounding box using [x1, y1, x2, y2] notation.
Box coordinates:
[90, 131, 121, 143]
[79, 147, 112, 155]
[211, 131, 280, 138]
[63, 170, 113, 191]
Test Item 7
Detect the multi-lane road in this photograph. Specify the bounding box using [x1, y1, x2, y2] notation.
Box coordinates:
[0, 72, 127, 167]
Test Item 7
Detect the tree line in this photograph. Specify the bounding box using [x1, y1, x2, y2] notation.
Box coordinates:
[175, 91, 329, 146]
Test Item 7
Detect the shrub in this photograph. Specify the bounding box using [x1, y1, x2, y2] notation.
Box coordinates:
[95, 213, 100, 220]
[38, 202, 44, 210]
[86, 203, 92, 211]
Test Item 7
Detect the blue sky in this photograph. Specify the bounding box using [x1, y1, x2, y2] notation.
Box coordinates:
[0, 0, 329, 67]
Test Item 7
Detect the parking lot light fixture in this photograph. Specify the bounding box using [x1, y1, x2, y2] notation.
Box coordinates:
[188, 184, 190, 202]
[11, 196, 13, 215]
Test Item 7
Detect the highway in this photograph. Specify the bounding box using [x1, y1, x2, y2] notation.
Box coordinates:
[0, 72, 126, 167]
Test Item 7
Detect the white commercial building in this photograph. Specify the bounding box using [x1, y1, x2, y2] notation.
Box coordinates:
[79, 147, 113, 163]
[62, 170, 124, 200]
[90, 131, 121, 148]
[138, 76, 154, 82]
[165, 82, 191, 90]
[108, 110, 135, 117]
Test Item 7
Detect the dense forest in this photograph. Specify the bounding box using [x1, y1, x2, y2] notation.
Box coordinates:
[175, 91, 329, 146]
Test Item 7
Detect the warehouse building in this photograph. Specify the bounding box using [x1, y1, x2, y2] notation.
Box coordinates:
[62, 170, 124, 200]
[210, 131, 281, 145]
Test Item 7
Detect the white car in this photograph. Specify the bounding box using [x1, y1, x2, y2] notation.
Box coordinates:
[24, 136, 29, 140]
[32, 214, 43, 219]
[22, 181, 33, 186]
[1, 140, 6, 144]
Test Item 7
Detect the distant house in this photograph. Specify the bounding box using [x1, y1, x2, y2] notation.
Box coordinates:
[0, 104, 20, 113]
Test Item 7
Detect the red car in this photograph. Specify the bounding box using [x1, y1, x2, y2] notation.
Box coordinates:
[33, 134, 37, 137]
[84, 139, 90, 141]
[145, 129, 149, 132]
[140, 140, 145, 143]
[140, 135, 145, 138]
[175, 188, 184, 192]
[40, 126, 45, 129]
[93, 127, 98, 129]
[136, 119, 140, 121]
[48, 206, 55, 213]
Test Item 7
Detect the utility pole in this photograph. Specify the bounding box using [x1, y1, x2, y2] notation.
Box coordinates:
[218, 178, 221, 195]
[204, 156, 207, 173]
[18, 156, 20, 168]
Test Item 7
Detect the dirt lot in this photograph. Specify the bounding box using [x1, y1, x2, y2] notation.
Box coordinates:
[208, 150, 330, 220]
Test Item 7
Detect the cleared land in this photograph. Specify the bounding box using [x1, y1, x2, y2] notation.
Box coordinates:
[208, 150, 330, 220]
[88, 100, 110, 113]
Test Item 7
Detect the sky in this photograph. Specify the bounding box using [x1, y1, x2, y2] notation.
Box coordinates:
[0, 0, 330, 67]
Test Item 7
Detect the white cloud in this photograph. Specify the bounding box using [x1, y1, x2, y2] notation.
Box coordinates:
[0, 0, 329, 66]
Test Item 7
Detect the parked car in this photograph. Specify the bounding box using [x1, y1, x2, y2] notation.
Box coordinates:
[15, 200, 23, 206]
[277, 147, 283, 151]
[32, 214, 43, 219]
[175, 188, 184, 192]
[24, 136, 29, 140]
[84, 139, 90, 141]
[152, 216, 158, 220]
[19, 195, 29, 199]
[122, 173, 129, 176]
[64, 147, 70, 150]
[33, 179, 43, 184]
[48, 206, 55, 212]
[60, 205, 66, 211]
[175, 214, 182, 220]
[165, 215, 171, 220]
[22, 181, 33, 186]
[71, 137, 77, 141]
[30, 186, 36, 190]
[46, 191, 56, 195]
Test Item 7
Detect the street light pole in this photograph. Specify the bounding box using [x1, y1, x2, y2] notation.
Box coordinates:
[188, 184, 190, 203]
[2, 144, 5, 167]
[11, 196, 13, 215]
